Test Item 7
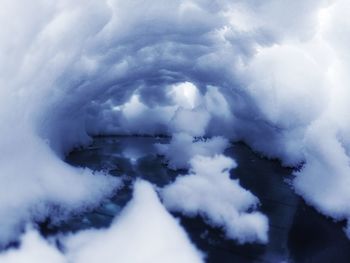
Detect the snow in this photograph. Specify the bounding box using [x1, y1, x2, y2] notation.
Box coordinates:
[156, 133, 229, 170]
[1, 0, 350, 260]
[0, 181, 204, 263]
[161, 155, 268, 244]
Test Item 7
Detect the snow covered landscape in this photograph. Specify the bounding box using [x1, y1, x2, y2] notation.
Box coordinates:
[1, 0, 350, 262]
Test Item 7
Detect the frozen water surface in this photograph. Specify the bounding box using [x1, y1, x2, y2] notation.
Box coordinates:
[39, 136, 350, 263]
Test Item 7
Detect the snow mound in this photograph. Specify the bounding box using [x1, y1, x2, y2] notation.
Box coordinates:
[161, 155, 268, 244]
[0, 180, 204, 263]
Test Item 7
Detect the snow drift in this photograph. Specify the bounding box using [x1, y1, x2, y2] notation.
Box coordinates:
[161, 155, 268, 244]
[0, 181, 204, 263]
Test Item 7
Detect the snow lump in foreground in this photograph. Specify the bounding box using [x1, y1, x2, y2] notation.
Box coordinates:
[0, 180, 204, 263]
[161, 155, 269, 244]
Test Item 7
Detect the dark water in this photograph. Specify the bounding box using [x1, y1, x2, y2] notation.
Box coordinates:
[43, 136, 350, 263]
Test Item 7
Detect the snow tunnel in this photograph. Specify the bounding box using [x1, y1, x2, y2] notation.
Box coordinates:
[2, 1, 350, 262]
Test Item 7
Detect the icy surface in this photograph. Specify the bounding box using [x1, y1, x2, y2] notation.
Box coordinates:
[61, 137, 350, 262]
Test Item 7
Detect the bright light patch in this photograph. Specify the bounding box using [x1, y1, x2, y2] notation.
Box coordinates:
[318, 6, 331, 32]
[168, 82, 200, 110]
